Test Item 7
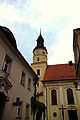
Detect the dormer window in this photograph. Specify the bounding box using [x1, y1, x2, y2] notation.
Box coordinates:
[2, 55, 12, 73]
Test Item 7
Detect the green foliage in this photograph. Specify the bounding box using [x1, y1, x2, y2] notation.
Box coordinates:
[31, 96, 36, 113]
[31, 77, 45, 119]
[31, 96, 45, 115]
[33, 77, 38, 86]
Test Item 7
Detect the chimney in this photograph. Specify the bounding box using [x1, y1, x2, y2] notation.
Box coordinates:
[69, 61, 73, 66]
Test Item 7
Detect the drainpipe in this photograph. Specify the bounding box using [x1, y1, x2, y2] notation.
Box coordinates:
[44, 84, 48, 120]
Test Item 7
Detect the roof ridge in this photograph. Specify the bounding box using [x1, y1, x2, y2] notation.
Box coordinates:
[47, 63, 75, 67]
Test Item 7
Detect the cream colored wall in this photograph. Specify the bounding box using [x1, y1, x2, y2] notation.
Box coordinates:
[0, 36, 34, 120]
[44, 81, 80, 120]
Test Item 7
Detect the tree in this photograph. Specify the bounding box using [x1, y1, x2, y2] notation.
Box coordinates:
[31, 77, 45, 120]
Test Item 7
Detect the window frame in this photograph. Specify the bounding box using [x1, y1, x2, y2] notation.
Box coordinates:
[51, 89, 57, 105]
[37, 69, 40, 76]
[37, 57, 39, 62]
[27, 78, 31, 90]
[67, 88, 74, 104]
[21, 71, 25, 86]
[25, 104, 29, 119]
[2, 55, 12, 74]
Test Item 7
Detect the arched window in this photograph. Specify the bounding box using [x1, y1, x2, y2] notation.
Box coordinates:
[67, 88, 74, 104]
[51, 90, 57, 105]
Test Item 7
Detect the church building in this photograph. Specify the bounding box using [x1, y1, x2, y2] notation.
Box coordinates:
[31, 31, 80, 120]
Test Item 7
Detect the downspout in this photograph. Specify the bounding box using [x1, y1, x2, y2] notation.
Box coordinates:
[44, 84, 48, 120]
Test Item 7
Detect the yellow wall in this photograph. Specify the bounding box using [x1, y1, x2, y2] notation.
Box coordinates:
[45, 81, 80, 120]
[31, 47, 47, 103]
[31, 31, 80, 120]
[33, 48, 47, 64]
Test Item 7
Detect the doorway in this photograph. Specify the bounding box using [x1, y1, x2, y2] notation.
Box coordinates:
[0, 92, 6, 120]
[68, 110, 78, 120]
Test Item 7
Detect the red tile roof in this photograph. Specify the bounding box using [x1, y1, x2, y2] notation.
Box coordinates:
[43, 64, 76, 82]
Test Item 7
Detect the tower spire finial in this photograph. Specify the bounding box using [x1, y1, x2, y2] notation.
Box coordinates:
[40, 28, 41, 35]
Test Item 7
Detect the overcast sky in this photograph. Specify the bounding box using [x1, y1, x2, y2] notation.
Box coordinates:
[0, 0, 80, 65]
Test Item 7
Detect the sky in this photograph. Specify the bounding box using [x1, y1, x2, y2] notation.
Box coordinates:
[0, 0, 80, 65]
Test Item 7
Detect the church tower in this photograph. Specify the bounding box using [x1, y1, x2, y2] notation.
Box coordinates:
[31, 30, 48, 102]
[31, 30, 47, 80]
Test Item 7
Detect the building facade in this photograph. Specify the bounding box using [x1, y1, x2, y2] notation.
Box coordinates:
[43, 64, 80, 120]
[0, 26, 38, 120]
[73, 28, 80, 77]
[31, 31, 80, 120]
[31, 31, 47, 103]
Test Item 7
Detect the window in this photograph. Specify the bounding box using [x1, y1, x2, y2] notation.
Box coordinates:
[28, 78, 31, 90]
[13, 97, 22, 118]
[25, 104, 29, 119]
[67, 88, 74, 104]
[37, 57, 39, 62]
[2, 55, 12, 73]
[37, 69, 40, 76]
[42, 51, 45, 54]
[21, 71, 25, 86]
[34, 53, 35, 56]
[51, 90, 57, 105]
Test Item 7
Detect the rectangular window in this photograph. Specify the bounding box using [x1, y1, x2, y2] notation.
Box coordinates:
[37, 69, 40, 76]
[21, 71, 25, 86]
[13, 97, 22, 119]
[2, 55, 12, 73]
[27, 78, 31, 90]
[16, 97, 22, 118]
[25, 104, 29, 119]
[16, 104, 22, 118]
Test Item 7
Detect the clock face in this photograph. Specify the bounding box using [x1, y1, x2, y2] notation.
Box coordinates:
[37, 50, 40, 55]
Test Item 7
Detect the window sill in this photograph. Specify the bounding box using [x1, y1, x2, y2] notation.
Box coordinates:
[25, 117, 29, 119]
[2, 69, 9, 75]
[16, 116, 21, 119]
[67, 103, 75, 105]
[51, 104, 58, 106]
[27, 88, 31, 91]
[20, 83, 25, 87]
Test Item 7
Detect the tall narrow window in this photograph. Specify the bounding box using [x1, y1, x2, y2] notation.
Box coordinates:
[37, 57, 39, 62]
[25, 104, 29, 119]
[13, 97, 22, 118]
[51, 90, 57, 105]
[67, 88, 74, 104]
[37, 69, 40, 76]
[28, 78, 31, 90]
[21, 71, 25, 86]
[2, 55, 12, 73]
